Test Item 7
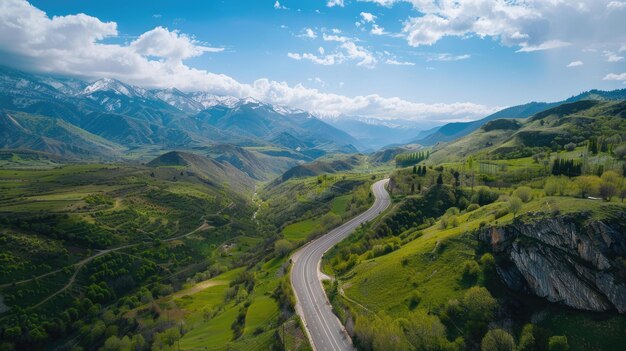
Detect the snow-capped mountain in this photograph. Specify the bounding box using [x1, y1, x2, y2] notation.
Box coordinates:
[82, 78, 150, 98]
[187, 92, 241, 109]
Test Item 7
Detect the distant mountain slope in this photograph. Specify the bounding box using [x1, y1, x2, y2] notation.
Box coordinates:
[328, 117, 424, 150]
[147, 151, 254, 192]
[0, 66, 362, 157]
[427, 100, 626, 163]
[0, 111, 124, 159]
[274, 155, 362, 184]
[414, 89, 626, 147]
[368, 145, 422, 164]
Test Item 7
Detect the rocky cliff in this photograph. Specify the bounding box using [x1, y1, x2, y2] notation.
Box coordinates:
[478, 213, 626, 313]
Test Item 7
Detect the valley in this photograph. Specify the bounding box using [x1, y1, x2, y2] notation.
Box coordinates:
[0, 66, 625, 351]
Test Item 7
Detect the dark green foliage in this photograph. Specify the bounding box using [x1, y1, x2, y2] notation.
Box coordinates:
[548, 336, 569, 351]
[471, 187, 500, 206]
[551, 159, 582, 177]
[396, 151, 429, 168]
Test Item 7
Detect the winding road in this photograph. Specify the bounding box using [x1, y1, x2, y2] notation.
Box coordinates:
[291, 179, 390, 351]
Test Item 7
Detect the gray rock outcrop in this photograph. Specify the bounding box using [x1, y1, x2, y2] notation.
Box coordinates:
[478, 214, 626, 313]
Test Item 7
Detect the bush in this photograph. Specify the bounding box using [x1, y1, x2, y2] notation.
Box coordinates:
[467, 203, 480, 212]
[472, 187, 500, 206]
[274, 239, 294, 257]
[564, 142, 577, 151]
[462, 260, 481, 280]
[508, 196, 523, 218]
[548, 335, 569, 351]
[518, 324, 536, 351]
[479, 253, 495, 271]
[513, 186, 532, 203]
[481, 329, 515, 351]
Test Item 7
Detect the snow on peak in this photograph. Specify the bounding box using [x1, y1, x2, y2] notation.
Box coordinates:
[83, 78, 148, 98]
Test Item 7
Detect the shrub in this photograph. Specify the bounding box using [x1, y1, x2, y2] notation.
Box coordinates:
[462, 260, 481, 280]
[472, 187, 500, 206]
[548, 335, 569, 351]
[513, 186, 532, 203]
[518, 324, 536, 351]
[564, 142, 577, 151]
[274, 239, 294, 257]
[481, 329, 515, 351]
[574, 175, 600, 198]
[508, 196, 523, 218]
[467, 203, 480, 212]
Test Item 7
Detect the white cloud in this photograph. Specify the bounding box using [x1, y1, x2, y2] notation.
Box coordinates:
[360, 12, 377, 23]
[318, 46, 325, 55]
[426, 53, 471, 62]
[366, 1, 626, 54]
[604, 51, 624, 62]
[371, 24, 386, 35]
[323, 33, 350, 43]
[607, 1, 626, 9]
[516, 40, 571, 53]
[152, 14, 162, 19]
[0, 0, 497, 122]
[287, 52, 342, 65]
[331, 28, 342, 34]
[603, 72, 626, 81]
[131, 27, 223, 62]
[567, 60, 583, 67]
[327, 0, 344, 7]
[341, 41, 377, 68]
[274, 1, 288, 10]
[621, 45, 626, 52]
[386, 59, 414, 66]
[299, 27, 317, 39]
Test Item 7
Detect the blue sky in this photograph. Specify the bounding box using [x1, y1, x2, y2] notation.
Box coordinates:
[1, 0, 625, 122]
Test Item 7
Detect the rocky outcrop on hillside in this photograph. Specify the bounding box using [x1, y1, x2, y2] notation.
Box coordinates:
[479, 213, 626, 313]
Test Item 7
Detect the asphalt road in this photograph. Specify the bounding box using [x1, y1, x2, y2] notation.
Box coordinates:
[291, 179, 391, 351]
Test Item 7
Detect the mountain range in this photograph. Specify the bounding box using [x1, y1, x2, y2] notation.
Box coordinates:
[0, 66, 359, 163]
[412, 89, 626, 147]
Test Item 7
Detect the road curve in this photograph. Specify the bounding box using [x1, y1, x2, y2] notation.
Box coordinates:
[291, 179, 390, 351]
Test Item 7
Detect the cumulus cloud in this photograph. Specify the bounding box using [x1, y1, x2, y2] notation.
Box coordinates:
[327, 0, 344, 7]
[604, 51, 624, 62]
[607, 1, 626, 9]
[289, 34, 378, 68]
[603, 72, 626, 81]
[273, 1, 288, 10]
[360, 12, 377, 23]
[566, 60, 583, 67]
[362, 0, 626, 54]
[0, 0, 497, 122]
[371, 24, 386, 35]
[299, 27, 317, 39]
[130, 27, 223, 62]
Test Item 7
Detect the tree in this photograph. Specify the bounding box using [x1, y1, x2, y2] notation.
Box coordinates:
[481, 329, 515, 351]
[274, 239, 293, 257]
[436, 174, 443, 185]
[548, 336, 569, 351]
[518, 324, 536, 351]
[508, 196, 523, 218]
[403, 311, 450, 351]
[102, 335, 132, 351]
[513, 186, 532, 203]
[599, 171, 620, 201]
[613, 144, 626, 159]
[574, 175, 599, 198]
[413, 165, 417, 174]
